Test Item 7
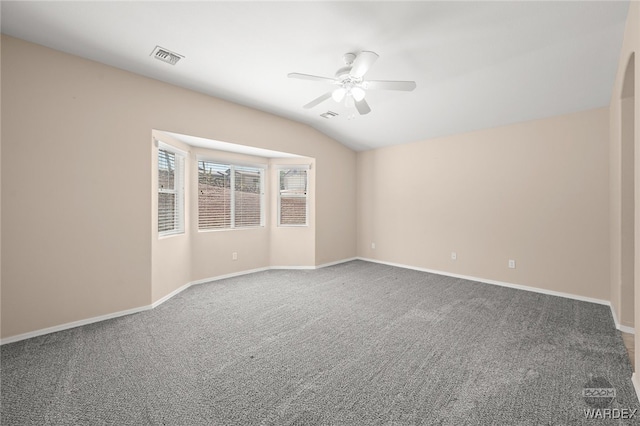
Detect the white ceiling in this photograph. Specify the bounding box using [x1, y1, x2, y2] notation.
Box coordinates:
[1, 1, 629, 151]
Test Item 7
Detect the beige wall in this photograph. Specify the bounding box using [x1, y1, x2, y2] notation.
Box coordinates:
[611, 4, 638, 332]
[1, 36, 356, 339]
[269, 158, 316, 268]
[609, 1, 640, 375]
[2, 37, 152, 338]
[151, 132, 192, 302]
[1, 34, 3, 336]
[358, 108, 610, 301]
[621, 96, 635, 327]
[315, 151, 356, 265]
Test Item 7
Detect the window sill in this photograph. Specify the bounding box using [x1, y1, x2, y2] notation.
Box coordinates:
[198, 226, 266, 233]
[158, 231, 185, 240]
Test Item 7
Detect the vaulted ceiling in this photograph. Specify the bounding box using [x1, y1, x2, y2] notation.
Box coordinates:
[1, 1, 629, 151]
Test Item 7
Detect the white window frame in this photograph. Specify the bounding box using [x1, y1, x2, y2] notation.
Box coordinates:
[197, 158, 266, 231]
[157, 142, 186, 237]
[277, 165, 309, 227]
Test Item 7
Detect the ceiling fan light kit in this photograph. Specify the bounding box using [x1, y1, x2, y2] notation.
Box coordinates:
[332, 87, 346, 102]
[344, 94, 355, 109]
[351, 87, 366, 101]
[288, 51, 417, 117]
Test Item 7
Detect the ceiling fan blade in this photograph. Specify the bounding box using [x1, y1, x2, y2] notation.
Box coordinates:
[350, 51, 379, 78]
[303, 92, 333, 109]
[288, 73, 336, 83]
[355, 98, 371, 115]
[365, 80, 417, 91]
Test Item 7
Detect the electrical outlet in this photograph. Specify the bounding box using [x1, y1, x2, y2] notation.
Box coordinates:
[451, 251, 457, 261]
[508, 259, 516, 269]
[232, 252, 238, 261]
[371, 243, 376, 249]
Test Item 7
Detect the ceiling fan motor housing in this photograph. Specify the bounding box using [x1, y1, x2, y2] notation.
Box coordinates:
[343, 52, 356, 66]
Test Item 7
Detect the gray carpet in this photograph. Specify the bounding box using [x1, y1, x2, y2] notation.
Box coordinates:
[2, 260, 638, 425]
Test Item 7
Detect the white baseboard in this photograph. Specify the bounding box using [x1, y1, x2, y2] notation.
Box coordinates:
[151, 282, 191, 309]
[609, 303, 636, 335]
[1, 260, 357, 345]
[632, 374, 640, 404]
[0, 305, 152, 345]
[270, 257, 358, 270]
[316, 257, 358, 269]
[356, 257, 611, 306]
[189, 267, 271, 286]
[270, 266, 316, 270]
[618, 323, 636, 334]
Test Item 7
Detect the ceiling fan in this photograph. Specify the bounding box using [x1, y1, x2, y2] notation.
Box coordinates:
[288, 51, 416, 116]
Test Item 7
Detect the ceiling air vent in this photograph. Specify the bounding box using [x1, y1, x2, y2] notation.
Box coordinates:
[151, 46, 184, 65]
[320, 111, 339, 119]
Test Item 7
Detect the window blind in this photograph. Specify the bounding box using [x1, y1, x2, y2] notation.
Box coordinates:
[234, 165, 262, 228]
[279, 169, 308, 226]
[158, 148, 184, 235]
[198, 161, 263, 230]
[198, 161, 231, 229]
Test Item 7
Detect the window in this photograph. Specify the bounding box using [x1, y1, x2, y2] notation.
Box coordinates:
[158, 146, 185, 236]
[198, 160, 264, 230]
[278, 168, 308, 226]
